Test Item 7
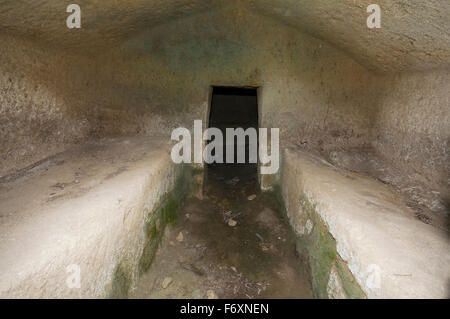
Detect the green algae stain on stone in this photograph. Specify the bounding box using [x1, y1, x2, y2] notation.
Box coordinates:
[309, 217, 337, 298]
[300, 196, 366, 299]
[335, 256, 366, 299]
[274, 185, 366, 299]
[107, 265, 132, 299]
[106, 165, 196, 298]
[138, 165, 195, 274]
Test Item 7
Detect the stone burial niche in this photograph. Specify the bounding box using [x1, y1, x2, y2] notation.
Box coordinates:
[0, 0, 449, 299]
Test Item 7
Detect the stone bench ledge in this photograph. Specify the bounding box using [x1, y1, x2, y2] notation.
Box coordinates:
[0, 136, 184, 298]
[281, 147, 450, 299]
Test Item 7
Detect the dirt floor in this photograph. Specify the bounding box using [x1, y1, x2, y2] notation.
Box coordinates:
[130, 164, 313, 299]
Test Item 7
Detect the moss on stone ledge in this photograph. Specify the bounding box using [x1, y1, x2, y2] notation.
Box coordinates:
[335, 255, 366, 299]
[139, 165, 194, 274]
[107, 265, 131, 299]
[297, 195, 366, 299]
[107, 164, 197, 299]
[274, 184, 365, 299]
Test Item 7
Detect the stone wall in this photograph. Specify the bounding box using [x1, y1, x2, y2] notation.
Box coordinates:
[122, 5, 378, 148]
[0, 137, 190, 298]
[0, 33, 176, 177]
[2, 5, 447, 196]
[117, 5, 380, 189]
[371, 70, 450, 198]
[0, 35, 88, 176]
[1, 6, 379, 186]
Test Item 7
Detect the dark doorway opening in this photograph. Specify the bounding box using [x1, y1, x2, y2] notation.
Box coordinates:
[207, 86, 258, 186]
